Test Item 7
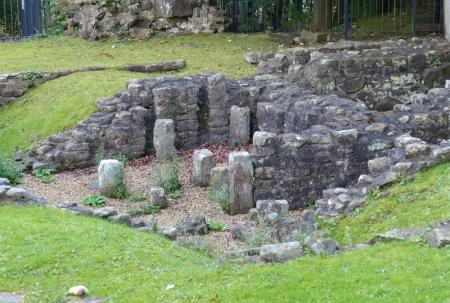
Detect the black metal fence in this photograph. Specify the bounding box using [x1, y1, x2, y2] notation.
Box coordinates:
[0, 0, 49, 39]
[219, 0, 444, 39]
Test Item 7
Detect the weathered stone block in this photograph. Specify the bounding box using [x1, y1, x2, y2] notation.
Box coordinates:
[192, 149, 216, 187]
[427, 227, 450, 248]
[228, 151, 254, 215]
[98, 159, 124, 197]
[210, 165, 229, 192]
[260, 241, 303, 263]
[149, 186, 168, 208]
[153, 119, 176, 160]
[229, 105, 250, 146]
[256, 199, 289, 225]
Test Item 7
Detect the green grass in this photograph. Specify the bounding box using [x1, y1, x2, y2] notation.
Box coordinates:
[1, 206, 450, 303]
[325, 163, 450, 245]
[0, 34, 278, 156]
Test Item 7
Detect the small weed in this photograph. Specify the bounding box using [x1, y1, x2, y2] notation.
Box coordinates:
[32, 168, 56, 184]
[0, 156, 22, 185]
[82, 195, 108, 208]
[243, 225, 276, 248]
[128, 205, 161, 217]
[22, 71, 43, 87]
[207, 185, 229, 213]
[114, 182, 128, 200]
[130, 194, 145, 203]
[155, 152, 181, 199]
[368, 188, 381, 200]
[207, 220, 227, 232]
[431, 57, 442, 68]
[117, 154, 129, 167]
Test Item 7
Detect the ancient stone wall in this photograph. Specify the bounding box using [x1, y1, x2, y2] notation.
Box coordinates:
[28, 74, 250, 170]
[251, 38, 450, 111]
[22, 38, 450, 211]
[55, 0, 226, 40]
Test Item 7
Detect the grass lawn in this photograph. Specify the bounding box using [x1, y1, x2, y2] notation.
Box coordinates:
[1, 162, 450, 302]
[0, 34, 278, 156]
[1, 206, 450, 303]
[326, 162, 450, 244]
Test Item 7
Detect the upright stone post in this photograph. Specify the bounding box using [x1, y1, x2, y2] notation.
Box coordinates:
[229, 105, 250, 146]
[98, 159, 124, 197]
[153, 119, 175, 160]
[192, 149, 216, 187]
[228, 151, 254, 215]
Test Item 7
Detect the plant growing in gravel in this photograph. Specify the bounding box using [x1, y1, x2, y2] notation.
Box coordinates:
[207, 184, 230, 213]
[0, 156, 22, 185]
[32, 168, 56, 184]
[207, 220, 227, 232]
[243, 225, 277, 248]
[154, 152, 181, 199]
[128, 205, 160, 217]
[82, 195, 108, 208]
[113, 165, 128, 200]
[130, 194, 145, 203]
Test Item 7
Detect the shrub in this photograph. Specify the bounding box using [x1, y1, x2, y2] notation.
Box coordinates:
[0, 156, 22, 185]
[82, 195, 108, 208]
[207, 220, 227, 232]
[154, 153, 181, 199]
[207, 184, 230, 213]
[32, 168, 56, 183]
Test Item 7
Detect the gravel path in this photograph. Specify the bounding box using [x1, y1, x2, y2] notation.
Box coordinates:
[23, 143, 305, 254]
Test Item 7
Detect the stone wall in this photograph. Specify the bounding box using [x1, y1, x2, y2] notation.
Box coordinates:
[252, 87, 450, 209]
[27, 74, 251, 170]
[0, 61, 184, 108]
[22, 38, 450, 211]
[250, 38, 450, 111]
[55, 0, 226, 40]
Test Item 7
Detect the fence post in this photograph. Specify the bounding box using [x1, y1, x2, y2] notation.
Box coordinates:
[412, 0, 417, 36]
[232, 0, 238, 32]
[344, 0, 350, 40]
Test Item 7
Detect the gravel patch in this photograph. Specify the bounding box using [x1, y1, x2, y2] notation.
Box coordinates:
[23, 143, 305, 254]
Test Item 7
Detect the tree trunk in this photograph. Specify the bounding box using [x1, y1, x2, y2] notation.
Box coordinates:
[313, 0, 333, 32]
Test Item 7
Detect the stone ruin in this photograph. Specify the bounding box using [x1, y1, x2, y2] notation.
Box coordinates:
[55, 0, 226, 40]
[249, 38, 450, 110]
[20, 38, 450, 216]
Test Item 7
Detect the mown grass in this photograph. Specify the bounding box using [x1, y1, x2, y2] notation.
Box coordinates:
[0, 34, 278, 156]
[326, 162, 450, 245]
[1, 206, 450, 303]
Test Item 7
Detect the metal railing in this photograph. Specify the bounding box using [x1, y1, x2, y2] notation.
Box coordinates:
[1, 0, 49, 40]
[219, 0, 444, 39]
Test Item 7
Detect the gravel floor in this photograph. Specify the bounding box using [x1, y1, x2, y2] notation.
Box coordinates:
[23, 143, 305, 254]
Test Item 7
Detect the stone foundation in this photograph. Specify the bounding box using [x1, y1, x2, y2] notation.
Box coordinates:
[22, 38, 450, 211]
[251, 38, 450, 110]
